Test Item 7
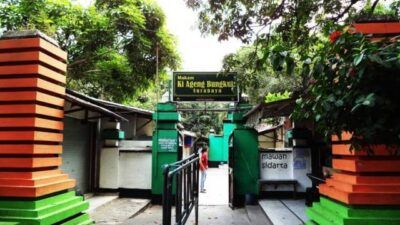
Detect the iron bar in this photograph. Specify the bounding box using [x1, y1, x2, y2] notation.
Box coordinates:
[163, 153, 200, 225]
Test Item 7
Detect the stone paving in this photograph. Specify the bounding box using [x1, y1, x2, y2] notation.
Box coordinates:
[90, 166, 272, 225]
[125, 165, 271, 225]
[199, 164, 229, 205]
[123, 204, 270, 225]
[89, 198, 150, 224]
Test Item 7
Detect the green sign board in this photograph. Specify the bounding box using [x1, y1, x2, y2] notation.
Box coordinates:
[173, 72, 238, 102]
[157, 130, 178, 152]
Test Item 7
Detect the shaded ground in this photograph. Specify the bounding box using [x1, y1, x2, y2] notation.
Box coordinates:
[259, 199, 307, 225]
[86, 194, 118, 213]
[89, 198, 150, 225]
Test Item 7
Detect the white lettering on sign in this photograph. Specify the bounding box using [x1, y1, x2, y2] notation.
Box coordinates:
[159, 138, 177, 152]
[260, 152, 293, 180]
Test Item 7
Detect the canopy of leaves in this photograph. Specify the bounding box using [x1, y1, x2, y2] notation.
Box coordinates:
[186, 0, 400, 150]
[0, 0, 180, 102]
[265, 91, 291, 103]
[185, 0, 399, 43]
[222, 44, 306, 103]
[293, 31, 400, 149]
[187, 0, 399, 103]
[179, 103, 228, 136]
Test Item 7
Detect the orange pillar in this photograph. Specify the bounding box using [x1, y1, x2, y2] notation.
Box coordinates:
[0, 30, 92, 224]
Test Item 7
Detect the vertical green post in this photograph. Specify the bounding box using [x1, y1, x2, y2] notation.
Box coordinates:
[228, 103, 260, 205]
[151, 102, 180, 203]
[223, 118, 237, 163]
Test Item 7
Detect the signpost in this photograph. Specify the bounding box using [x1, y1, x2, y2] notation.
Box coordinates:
[173, 72, 238, 102]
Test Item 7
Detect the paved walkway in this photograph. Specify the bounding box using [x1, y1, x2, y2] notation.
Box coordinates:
[86, 194, 118, 213]
[123, 204, 270, 225]
[199, 165, 229, 205]
[90, 165, 273, 225]
[259, 199, 307, 225]
[89, 198, 150, 225]
[126, 165, 271, 225]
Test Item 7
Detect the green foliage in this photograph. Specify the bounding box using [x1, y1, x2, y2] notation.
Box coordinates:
[293, 31, 400, 148]
[125, 80, 169, 110]
[187, 0, 400, 107]
[223, 45, 301, 103]
[265, 91, 291, 103]
[0, 0, 180, 102]
[179, 103, 227, 136]
[356, 0, 400, 22]
[185, 0, 400, 150]
[185, 0, 399, 43]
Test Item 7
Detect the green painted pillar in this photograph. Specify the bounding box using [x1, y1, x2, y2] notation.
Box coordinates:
[151, 102, 180, 203]
[223, 119, 237, 163]
[228, 103, 260, 206]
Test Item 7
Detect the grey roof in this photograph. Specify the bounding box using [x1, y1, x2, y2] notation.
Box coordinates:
[66, 89, 153, 118]
[94, 98, 153, 117]
[255, 124, 283, 135]
[65, 93, 128, 122]
[244, 98, 296, 119]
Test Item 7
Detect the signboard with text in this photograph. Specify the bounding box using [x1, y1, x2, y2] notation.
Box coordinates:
[157, 130, 178, 152]
[173, 72, 238, 102]
[260, 151, 293, 180]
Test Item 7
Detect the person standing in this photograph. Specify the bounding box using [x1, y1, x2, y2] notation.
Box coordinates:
[199, 146, 208, 193]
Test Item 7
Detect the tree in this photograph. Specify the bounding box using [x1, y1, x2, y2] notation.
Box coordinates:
[223, 45, 301, 103]
[293, 30, 400, 150]
[186, 0, 399, 97]
[179, 102, 227, 136]
[0, 0, 180, 103]
[185, 0, 398, 43]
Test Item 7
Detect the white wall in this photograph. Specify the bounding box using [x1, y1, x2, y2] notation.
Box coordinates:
[99, 141, 153, 190]
[119, 152, 152, 189]
[260, 148, 311, 192]
[99, 148, 119, 189]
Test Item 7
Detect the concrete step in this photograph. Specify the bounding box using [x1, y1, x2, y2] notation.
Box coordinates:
[259, 199, 305, 225]
[245, 205, 273, 225]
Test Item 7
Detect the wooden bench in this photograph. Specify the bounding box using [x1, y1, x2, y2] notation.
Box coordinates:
[259, 179, 298, 199]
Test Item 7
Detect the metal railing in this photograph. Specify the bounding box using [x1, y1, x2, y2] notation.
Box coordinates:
[162, 153, 200, 225]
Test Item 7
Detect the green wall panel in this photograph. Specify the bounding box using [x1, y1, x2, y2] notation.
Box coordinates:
[209, 134, 226, 162]
[233, 129, 260, 195]
[223, 121, 236, 163]
[153, 112, 180, 121]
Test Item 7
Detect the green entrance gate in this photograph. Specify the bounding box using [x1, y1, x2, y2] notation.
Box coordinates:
[152, 72, 260, 208]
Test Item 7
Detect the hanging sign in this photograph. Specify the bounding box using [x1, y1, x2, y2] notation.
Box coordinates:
[173, 72, 238, 102]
